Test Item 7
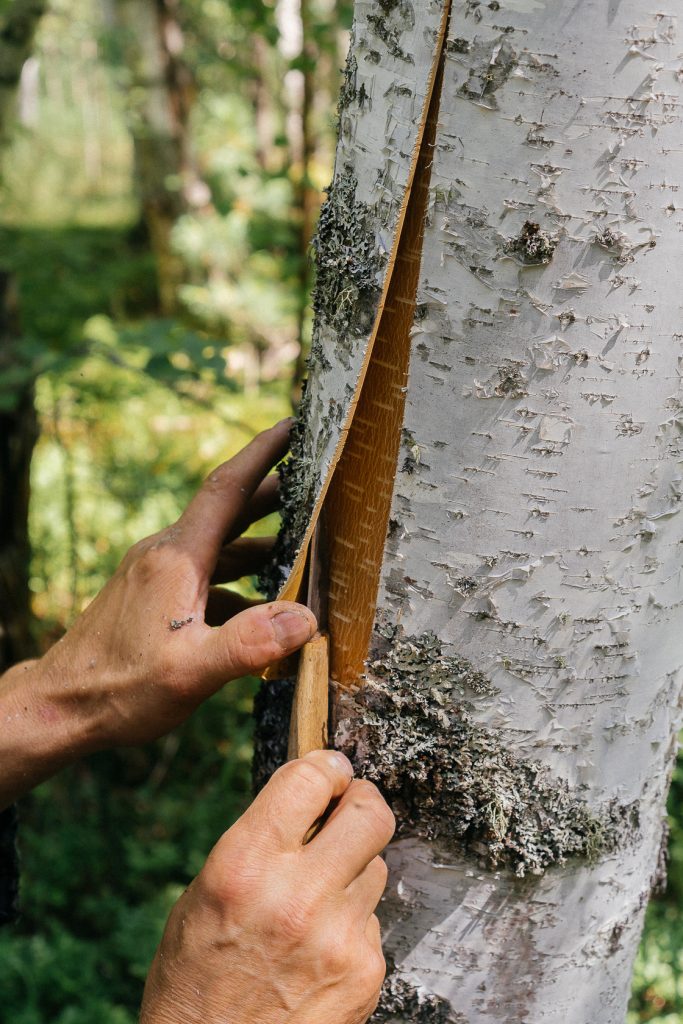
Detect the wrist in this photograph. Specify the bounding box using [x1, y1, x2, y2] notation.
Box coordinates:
[0, 655, 99, 808]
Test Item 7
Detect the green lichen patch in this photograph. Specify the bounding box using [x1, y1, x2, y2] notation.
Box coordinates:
[312, 168, 384, 351]
[373, 961, 466, 1023]
[337, 624, 638, 877]
[505, 220, 558, 265]
[457, 36, 517, 109]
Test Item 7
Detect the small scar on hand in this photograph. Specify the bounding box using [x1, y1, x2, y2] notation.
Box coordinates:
[170, 616, 194, 631]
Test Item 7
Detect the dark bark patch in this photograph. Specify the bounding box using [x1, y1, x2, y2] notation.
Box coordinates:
[252, 678, 295, 792]
[337, 623, 639, 877]
[339, 54, 359, 113]
[457, 36, 517, 109]
[367, 1, 416, 64]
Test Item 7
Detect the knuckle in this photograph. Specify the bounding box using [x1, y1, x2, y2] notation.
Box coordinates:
[350, 782, 396, 839]
[125, 540, 170, 582]
[203, 462, 241, 498]
[318, 928, 355, 978]
[199, 843, 255, 907]
[270, 893, 316, 944]
[369, 856, 389, 888]
[359, 948, 387, 994]
[276, 759, 331, 799]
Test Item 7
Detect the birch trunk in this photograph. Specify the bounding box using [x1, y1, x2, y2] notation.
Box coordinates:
[259, 1, 683, 1020]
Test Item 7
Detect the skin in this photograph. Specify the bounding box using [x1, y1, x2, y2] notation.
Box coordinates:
[0, 419, 395, 1023]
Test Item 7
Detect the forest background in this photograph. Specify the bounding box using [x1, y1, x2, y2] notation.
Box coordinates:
[0, 1, 680, 1020]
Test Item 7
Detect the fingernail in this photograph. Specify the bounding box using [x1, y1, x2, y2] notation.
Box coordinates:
[276, 417, 294, 429]
[271, 610, 314, 649]
[305, 750, 354, 778]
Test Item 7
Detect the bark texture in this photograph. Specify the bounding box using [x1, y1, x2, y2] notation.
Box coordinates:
[264, 1, 683, 1020]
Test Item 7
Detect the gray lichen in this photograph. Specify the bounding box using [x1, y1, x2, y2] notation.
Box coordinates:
[337, 624, 639, 877]
[505, 220, 558, 265]
[258, 385, 328, 599]
[312, 168, 384, 350]
[494, 360, 528, 398]
[339, 53, 359, 112]
[373, 961, 466, 1023]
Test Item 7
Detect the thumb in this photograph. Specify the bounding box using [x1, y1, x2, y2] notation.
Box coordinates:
[200, 601, 317, 684]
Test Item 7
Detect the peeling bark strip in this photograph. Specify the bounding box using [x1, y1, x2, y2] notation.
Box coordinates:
[261, 0, 683, 1020]
[273, 1, 452, 606]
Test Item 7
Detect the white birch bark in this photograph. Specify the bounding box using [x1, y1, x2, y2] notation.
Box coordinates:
[274, 1, 683, 1020]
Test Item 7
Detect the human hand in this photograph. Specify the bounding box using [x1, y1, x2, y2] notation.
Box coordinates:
[140, 750, 395, 1024]
[36, 419, 316, 751]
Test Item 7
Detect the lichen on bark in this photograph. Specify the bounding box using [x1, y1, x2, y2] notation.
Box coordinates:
[373, 960, 467, 1023]
[312, 167, 384, 352]
[367, 0, 416, 64]
[337, 623, 639, 877]
[504, 220, 557, 265]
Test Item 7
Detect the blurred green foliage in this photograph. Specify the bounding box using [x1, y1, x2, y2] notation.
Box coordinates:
[0, 0, 681, 1020]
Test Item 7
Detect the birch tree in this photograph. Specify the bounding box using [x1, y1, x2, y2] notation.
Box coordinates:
[257, 0, 683, 1020]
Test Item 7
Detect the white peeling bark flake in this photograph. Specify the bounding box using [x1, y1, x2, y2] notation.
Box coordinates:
[281, 1, 683, 1020]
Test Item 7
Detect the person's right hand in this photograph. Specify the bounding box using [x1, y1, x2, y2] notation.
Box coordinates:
[140, 750, 395, 1024]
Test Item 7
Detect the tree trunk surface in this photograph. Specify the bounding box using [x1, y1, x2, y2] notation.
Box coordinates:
[260, 1, 683, 1021]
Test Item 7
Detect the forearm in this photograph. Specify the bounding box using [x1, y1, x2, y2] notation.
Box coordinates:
[0, 657, 95, 810]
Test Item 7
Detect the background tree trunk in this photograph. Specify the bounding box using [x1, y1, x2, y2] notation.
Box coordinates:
[0, 0, 46, 149]
[115, 0, 210, 314]
[0, 0, 45, 669]
[261, 1, 683, 1020]
[0, 273, 37, 670]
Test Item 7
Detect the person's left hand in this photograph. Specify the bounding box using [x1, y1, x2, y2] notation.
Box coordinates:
[37, 419, 316, 751]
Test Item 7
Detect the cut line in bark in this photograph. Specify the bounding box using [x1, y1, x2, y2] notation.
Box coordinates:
[276, 0, 452, 620]
[277, 0, 452, 692]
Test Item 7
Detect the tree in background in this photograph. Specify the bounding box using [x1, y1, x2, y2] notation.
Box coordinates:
[0, 0, 47, 668]
[261, 1, 683, 1020]
[113, 0, 210, 314]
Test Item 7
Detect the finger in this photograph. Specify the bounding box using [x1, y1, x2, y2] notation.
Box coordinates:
[211, 536, 277, 584]
[177, 420, 292, 574]
[225, 475, 280, 544]
[346, 856, 389, 921]
[204, 588, 261, 627]
[239, 749, 355, 851]
[307, 779, 396, 887]
[198, 600, 316, 685]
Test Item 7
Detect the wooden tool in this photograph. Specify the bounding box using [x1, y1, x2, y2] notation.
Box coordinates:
[288, 516, 330, 761]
